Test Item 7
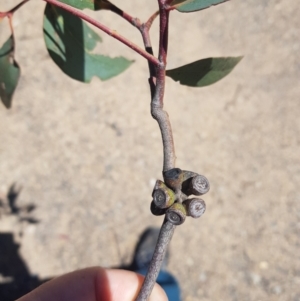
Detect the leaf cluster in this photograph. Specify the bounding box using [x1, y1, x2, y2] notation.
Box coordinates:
[0, 0, 241, 109]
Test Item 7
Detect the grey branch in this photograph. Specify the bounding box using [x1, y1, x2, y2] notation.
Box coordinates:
[151, 105, 176, 172]
[135, 218, 175, 301]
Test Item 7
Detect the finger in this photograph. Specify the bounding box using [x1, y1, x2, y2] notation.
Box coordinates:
[102, 269, 167, 301]
[17, 267, 168, 301]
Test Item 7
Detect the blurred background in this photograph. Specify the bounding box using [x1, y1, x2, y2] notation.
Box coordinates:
[0, 0, 299, 300]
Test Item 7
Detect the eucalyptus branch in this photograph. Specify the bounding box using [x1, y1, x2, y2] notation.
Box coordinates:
[103, 0, 142, 28]
[43, 0, 160, 66]
[138, 22, 156, 99]
[136, 219, 176, 301]
[135, 1, 177, 300]
[1, 0, 239, 299]
[145, 10, 160, 30]
[152, 1, 175, 172]
[105, 0, 159, 32]
[103, 0, 159, 79]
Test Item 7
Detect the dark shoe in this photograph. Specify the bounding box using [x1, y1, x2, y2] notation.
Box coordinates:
[131, 227, 169, 270]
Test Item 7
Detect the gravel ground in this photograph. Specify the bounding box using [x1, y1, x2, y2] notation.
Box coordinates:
[0, 0, 300, 300]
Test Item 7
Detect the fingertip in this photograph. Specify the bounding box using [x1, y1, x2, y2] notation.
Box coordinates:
[17, 267, 168, 301]
[150, 280, 169, 301]
[101, 269, 168, 301]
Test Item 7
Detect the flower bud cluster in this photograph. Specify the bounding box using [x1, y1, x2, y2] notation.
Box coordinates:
[150, 168, 209, 225]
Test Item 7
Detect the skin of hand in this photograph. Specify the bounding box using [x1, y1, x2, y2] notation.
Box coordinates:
[16, 267, 168, 301]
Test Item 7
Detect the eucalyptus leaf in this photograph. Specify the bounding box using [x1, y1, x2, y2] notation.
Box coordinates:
[171, 0, 228, 12]
[43, 4, 133, 82]
[58, 0, 109, 11]
[166, 57, 242, 87]
[0, 35, 20, 109]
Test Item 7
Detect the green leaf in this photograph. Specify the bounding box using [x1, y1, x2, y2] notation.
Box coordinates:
[43, 4, 133, 82]
[171, 0, 228, 12]
[0, 35, 20, 109]
[166, 57, 242, 87]
[57, 0, 109, 11]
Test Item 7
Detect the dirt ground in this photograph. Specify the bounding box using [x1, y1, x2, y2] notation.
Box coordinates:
[0, 0, 300, 300]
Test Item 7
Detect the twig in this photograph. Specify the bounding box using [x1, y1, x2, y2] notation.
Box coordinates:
[103, 0, 159, 49]
[43, 0, 160, 66]
[105, 1, 159, 33]
[135, 219, 176, 301]
[135, 1, 177, 300]
[7, 15, 15, 49]
[103, 0, 158, 85]
[138, 9, 160, 100]
[151, 1, 176, 172]
[145, 10, 160, 30]
[151, 105, 176, 172]
[103, 0, 142, 28]
[104, 2, 159, 98]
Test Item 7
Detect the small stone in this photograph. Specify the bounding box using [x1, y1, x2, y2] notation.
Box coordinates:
[149, 178, 156, 187]
[251, 273, 261, 285]
[272, 285, 282, 295]
[199, 272, 207, 282]
[25, 224, 36, 235]
[186, 257, 194, 266]
[259, 261, 269, 270]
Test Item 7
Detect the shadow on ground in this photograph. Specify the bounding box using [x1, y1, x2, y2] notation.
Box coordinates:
[0, 183, 143, 301]
[0, 233, 51, 301]
[0, 184, 48, 301]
